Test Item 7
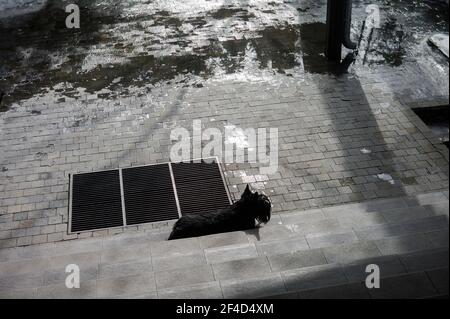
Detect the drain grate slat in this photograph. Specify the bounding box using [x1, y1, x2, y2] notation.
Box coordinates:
[69, 159, 232, 233]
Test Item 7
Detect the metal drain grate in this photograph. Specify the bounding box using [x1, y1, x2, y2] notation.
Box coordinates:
[68, 159, 232, 233]
[70, 170, 124, 232]
[122, 164, 179, 225]
[172, 161, 232, 216]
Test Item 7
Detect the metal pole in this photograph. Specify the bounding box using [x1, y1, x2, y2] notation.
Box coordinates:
[326, 0, 346, 61]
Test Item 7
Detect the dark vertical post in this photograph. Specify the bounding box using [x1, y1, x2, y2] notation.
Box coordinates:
[326, 0, 346, 61]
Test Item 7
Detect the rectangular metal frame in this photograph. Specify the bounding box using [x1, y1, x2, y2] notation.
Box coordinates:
[67, 157, 232, 234]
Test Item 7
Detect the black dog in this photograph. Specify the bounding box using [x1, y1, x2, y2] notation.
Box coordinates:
[168, 185, 272, 240]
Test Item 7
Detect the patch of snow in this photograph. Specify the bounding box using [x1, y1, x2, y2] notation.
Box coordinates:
[375, 173, 395, 185]
[429, 33, 449, 58]
[81, 53, 131, 72]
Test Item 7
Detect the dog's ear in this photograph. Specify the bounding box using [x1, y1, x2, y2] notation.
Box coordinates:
[242, 184, 252, 198]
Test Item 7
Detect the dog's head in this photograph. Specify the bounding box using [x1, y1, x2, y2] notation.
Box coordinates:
[239, 184, 272, 224]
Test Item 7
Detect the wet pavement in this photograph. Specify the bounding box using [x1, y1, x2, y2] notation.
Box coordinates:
[0, 0, 448, 109]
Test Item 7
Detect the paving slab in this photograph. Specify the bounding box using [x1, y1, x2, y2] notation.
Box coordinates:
[368, 272, 437, 299]
[155, 264, 214, 290]
[98, 258, 152, 279]
[425, 202, 450, 218]
[152, 252, 207, 272]
[246, 224, 294, 243]
[111, 292, 158, 299]
[256, 237, 309, 256]
[288, 219, 343, 236]
[47, 251, 101, 271]
[0, 287, 37, 299]
[158, 282, 223, 299]
[0, 273, 44, 291]
[198, 231, 249, 249]
[354, 223, 406, 241]
[97, 273, 156, 298]
[221, 274, 286, 299]
[282, 264, 348, 292]
[267, 249, 327, 272]
[322, 242, 382, 264]
[205, 243, 258, 264]
[100, 243, 151, 264]
[151, 238, 201, 258]
[279, 209, 326, 225]
[0, 257, 51, 276]
[374, 234, 435, 255]
[424, 229, 449, 248]
[336, 212, 387, 228]
[306, 231, 359, 249]
[426, 268, 449, 295]
[102, 233, 152, 250]
[298, 282, 371, 299]
[401, 215, 449, 234]
[381, 207, 432, 223]
[212, 256, 272, 281]
[406, 192, 449, 207]
[37, 281, 97, 299]
[399, 248, 449, 272]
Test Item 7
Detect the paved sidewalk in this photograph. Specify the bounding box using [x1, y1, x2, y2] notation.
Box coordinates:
[0, 191, 448, 298]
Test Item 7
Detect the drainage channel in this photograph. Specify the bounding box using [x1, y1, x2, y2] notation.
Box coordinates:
[413, 105, 449, 148]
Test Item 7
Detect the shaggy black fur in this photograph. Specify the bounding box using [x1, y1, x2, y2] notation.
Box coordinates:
[168, 185, 272, 240]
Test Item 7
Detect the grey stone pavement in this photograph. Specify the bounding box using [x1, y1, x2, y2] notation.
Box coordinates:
[0, 191, 448, 298]
[0, 0, 449, 298]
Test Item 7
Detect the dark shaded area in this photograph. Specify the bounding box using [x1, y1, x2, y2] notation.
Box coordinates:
[207, 26, 301, 74]
[300, 22, 354, 74]
[413, 105, 450, 148]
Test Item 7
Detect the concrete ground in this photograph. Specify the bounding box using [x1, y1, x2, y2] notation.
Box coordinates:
[0, 191, 448, 298]
[0, 0, 448, 298]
